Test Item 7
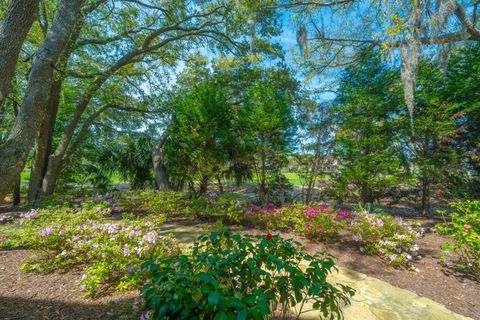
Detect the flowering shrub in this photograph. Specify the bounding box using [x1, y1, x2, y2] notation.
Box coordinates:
[436, 200, 480, 280]
[197, 192, 247, 223]
[246, 202, 292, 231]
[290, 204, 346, 242]
[349, 211, 424, 271]
[2, 201, 179, 297]
[246, 203, 346, 242]
[245, 202, 424, 271]
[141, 223, 354, 319]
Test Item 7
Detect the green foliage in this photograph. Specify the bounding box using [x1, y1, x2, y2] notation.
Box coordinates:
[164, 79, 235, 194]
[332, 48, 404, 205]
[348, 211, 424, 270]
[163, 58, 299, 200]
[246, 202, 425, 270]
[1, 199, 178, 298]
[436, 200, 480, 279]
[141, 223, 354, 319]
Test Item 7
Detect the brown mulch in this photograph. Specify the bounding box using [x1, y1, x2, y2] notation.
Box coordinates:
[0, 206, 479, 319]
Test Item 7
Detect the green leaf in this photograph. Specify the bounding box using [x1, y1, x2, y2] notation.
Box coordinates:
[193, 289, 203, 302]
[208, 291, 221, 306]
[237, 309, 248, 320]
[214, 311, 228, 320]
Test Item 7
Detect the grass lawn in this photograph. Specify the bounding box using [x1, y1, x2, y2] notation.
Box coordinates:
[282, 172, 332, 185]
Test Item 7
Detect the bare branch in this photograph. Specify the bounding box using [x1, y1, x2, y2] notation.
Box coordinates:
[272, 0, 353, 8]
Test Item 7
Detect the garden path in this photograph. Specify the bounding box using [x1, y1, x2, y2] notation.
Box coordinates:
[157, 223, 473, 320]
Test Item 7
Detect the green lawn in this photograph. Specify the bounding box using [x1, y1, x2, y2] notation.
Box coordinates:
[282, 172, 332, 186]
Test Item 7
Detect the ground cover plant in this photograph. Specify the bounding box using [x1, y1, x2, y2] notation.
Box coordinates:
[1, 197, 179, 298]
[141, 223, 354, 320]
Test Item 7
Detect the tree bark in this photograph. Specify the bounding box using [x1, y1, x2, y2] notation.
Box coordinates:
[28, 80, 61, 201]
[12, 95, 21, 206]
[0, 0, 39, 108]
[152, 131, 170, 191]
[199, 175, 209, 195]
[420, 176, 430, 216]
[0, 0, 84, 203]
[216, 175, 224, 193]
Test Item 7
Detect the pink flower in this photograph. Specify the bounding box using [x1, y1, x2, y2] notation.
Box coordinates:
[304, 222, 311, 228]
[41, 226, 54, 236]
[463, 224, 471, 230]
[320, 204, 328, 212]
[337, 210, 349, 219]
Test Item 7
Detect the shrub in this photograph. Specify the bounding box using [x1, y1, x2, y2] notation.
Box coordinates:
[436, 200, 480, 280]
[198, 192, 247, 223]
[141, 223, 354, 319]
[290, 204, 346, 242]
[115, 191, 189, 217]
[348, 210, 424, 271]
[246, 203, 346, 242]
[2, 202, 178, 297]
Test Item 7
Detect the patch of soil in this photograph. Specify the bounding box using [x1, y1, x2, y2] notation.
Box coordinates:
[0, 249, 137, 320]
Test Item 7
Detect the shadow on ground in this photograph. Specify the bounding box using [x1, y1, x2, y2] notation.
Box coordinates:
[0, 296, 111, 320]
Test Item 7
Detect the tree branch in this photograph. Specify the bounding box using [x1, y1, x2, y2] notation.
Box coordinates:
[454, 1, 480, 40]
[272, 0, 353, 8]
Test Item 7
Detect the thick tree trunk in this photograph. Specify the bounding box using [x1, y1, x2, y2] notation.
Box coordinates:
[152, 131, 170, 191]
[28, 80, 61, 201]
[12, 176, 21, 206]
[12, 95, 21, 206]
[39, 154, 62, 196]
[0, 0, 39, 107]
[0, 0, 84, 203]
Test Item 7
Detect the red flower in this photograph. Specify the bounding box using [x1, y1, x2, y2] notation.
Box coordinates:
[266, 233, 272, 240]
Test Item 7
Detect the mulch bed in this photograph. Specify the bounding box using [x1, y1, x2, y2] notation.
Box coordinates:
[0, 205, 479, 320]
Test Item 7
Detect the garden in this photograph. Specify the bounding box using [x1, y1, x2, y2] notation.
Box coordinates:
[1, 0, 480, 319]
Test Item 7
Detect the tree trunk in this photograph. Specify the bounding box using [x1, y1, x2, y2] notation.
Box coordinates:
[28, 80, 61, 201]
[12, 176, 21, 206]
[39, 154, 63, 196]
[12, 96, 21, 206]
[0, 0, 39, 108]
[152, 130, 170, 191]
[216, 175, 224, 193]
[421, 177, 430, 216]
[0, 0, 84, 203]
[199, 175, 209, 195]
[360, 183, 368, 207]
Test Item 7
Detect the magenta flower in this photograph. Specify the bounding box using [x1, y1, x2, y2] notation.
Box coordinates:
[337, 210, 349, 219]
[463, 224, 471, 230]
[304, 222, 311, 228]
[320, 204, 328, 212]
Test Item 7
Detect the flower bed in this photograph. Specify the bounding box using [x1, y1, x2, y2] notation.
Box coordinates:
[245, 202, 425, 270]
[2, 201, 179, 297]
